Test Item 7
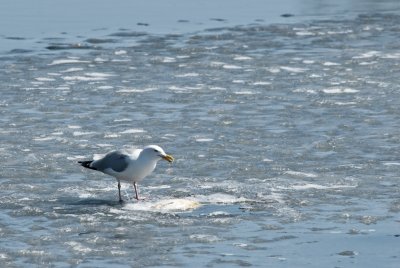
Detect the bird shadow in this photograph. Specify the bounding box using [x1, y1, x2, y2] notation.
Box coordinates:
[59, 197, 123, 207]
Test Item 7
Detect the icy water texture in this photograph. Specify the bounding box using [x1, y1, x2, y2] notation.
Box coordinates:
[1, 13, 400, 267]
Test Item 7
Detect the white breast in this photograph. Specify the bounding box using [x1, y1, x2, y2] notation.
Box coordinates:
[113, 157, 157, 182]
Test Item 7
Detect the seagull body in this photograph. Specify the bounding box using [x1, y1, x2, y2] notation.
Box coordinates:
[79, 145, 174, 202]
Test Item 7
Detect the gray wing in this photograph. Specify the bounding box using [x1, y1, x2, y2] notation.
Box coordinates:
[91, 151, 129, 172]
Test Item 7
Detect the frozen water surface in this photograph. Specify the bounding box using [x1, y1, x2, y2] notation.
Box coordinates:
[1, 0, 400, 267]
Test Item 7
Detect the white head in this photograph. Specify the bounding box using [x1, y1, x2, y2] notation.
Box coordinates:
[140, 145, 174, 163]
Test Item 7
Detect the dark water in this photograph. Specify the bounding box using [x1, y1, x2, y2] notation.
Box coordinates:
[1, 1, 400, 267]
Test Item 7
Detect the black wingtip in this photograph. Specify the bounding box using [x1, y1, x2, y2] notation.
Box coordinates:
[78, 160, 97, 170]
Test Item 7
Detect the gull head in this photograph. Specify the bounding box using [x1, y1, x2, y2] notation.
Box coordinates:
[142, 145, 174, 163]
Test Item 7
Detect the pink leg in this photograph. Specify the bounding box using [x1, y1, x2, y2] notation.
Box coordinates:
[118, 182, 123, 203]
[133, 182, 139, 200]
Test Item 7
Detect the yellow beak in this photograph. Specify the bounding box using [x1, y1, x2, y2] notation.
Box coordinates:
[162, 154, 174, 163]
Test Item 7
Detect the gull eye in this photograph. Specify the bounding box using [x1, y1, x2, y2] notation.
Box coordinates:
[153, 149, 159, 153]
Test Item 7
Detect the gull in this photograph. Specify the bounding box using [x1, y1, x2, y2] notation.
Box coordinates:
[78, 145, 174, 202]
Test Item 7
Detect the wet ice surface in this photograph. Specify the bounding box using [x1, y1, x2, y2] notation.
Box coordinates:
[1, 12, 400, 268]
